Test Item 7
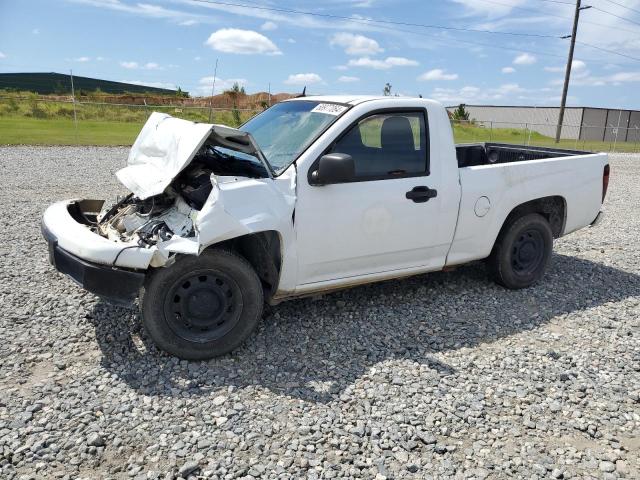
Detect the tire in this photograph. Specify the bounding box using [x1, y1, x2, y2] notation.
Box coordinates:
[142, 249, 263, 360]
[486, 213, 553, 289]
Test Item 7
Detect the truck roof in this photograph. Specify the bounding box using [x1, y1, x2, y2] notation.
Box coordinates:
[283, 95, 441, 106]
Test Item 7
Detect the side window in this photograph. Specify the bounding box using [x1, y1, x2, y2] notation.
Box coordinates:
[330, 111, 428, 179]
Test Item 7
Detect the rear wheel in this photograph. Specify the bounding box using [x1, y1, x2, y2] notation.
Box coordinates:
[142, 249, 263, 360]
[486, 213, 553, 289]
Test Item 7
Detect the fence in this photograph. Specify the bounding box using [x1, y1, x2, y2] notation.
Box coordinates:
[451, 119, 640, 153]
[0, 95, 262, 145]
[0, 95, 639, 152]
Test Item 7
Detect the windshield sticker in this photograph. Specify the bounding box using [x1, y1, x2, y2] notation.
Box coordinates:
[311, 103, 348, 116]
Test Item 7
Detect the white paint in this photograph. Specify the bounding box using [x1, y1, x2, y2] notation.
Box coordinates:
[474, 196, 491, 217]
[117, 112, 212, 199]
[293, 98, 461, 286]
[446, 152, 607, 266]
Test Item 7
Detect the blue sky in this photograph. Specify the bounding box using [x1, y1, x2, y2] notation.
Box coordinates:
[1, 0, 639, 108]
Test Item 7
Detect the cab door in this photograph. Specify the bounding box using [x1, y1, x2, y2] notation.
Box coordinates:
[294, 109, 457, 286]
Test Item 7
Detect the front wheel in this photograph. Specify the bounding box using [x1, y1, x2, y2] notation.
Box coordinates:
[142, 249, 263, 360]
[486, 213, 553, 289]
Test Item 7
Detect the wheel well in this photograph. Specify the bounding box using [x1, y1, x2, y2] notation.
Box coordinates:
[501, 196, 566, 239]
[206, 231, 282, 299]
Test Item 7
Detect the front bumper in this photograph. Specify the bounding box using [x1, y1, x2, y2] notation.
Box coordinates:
[41, 199, 155, 269]
[42, 223, 145, 305]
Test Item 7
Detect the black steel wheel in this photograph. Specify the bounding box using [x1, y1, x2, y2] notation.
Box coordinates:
[164, 271, 243, 344]
[487, 213, 553, 289]
[511, 229, 545, 276]
[142, 249, 263, 360]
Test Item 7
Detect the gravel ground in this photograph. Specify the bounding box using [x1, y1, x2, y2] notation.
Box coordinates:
[0, 146, 638, 480]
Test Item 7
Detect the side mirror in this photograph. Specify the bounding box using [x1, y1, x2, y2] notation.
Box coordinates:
[310, 153, 355, 185]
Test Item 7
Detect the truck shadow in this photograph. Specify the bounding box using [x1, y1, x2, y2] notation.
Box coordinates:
[87, 253, 639, 403]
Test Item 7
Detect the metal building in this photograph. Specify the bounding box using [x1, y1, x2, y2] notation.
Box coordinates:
[446, 105, 640, 142]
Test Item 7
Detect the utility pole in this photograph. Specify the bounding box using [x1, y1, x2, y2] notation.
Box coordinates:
[69, 69, 78, 142]
[208, 58, 218, 123]
[555, 0, 591, 143]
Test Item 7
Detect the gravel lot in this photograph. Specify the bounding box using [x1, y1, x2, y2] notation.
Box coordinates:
[0, 146, 638, 480]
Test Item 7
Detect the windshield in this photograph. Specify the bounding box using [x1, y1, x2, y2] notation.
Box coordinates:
[241, 100, 349, 174]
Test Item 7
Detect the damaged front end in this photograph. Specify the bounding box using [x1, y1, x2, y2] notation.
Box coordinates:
[42, 112, 296, 303]
[96, 112, 281, 267]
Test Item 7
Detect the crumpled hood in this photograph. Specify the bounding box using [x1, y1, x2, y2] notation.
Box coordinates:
[117, 112, 265, 199]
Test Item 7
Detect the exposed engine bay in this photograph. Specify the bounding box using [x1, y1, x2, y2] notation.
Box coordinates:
[95, 143, 269, 248]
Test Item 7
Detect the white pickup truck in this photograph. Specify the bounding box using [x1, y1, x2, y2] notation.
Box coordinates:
[42, 96, 610, 359]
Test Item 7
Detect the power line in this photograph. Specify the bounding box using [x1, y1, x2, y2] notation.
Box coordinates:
[320, 12, 639, 66]
[188, 0, 560, 38]
[189, 0, 640, 62]
[473, 0, 640, 34]
[597, 0, 640, 15]
[576, 40, 640, 61]
[590, 6, 640, 26]
[368, 22, 567, 59]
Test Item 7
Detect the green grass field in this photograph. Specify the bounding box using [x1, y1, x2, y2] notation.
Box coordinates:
[0, 117, 143, 145]
[452, 123, 638, 153]
[1, 113, 638, 152]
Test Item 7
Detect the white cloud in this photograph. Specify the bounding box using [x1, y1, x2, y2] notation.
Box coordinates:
[205, 28, 281, 55]
[351, 0, 376, 6]
[194, 56, 201, 61]
[333, 65, 348, 71]
[0, 51, 6, 59]
[330, 32, 383, 55]
[385, 57, 419, 66]
[120, 61, 162, 70]
[502, 66, 516, 74]
[513, 53, 537, 65]
[544, 60, 586, 73]
[430, 83, 526, 103]
[32, 28, 40, 35]
[284, 73, 323, 85]
[287, 38, 296, 44]
[545, 61, 616, 87]
[96, 56, 105, 61]
[571, 60, 587, 70]
[498, 83, 524, 94]
[197, 76, 249, 95]
[347, 56, 418, 70]
[179, 19, 198, 26]
[452, 0, 525, 17]
[347, 57, 389, 69]
[607, 72, 640, 83]
[261, 21, 277, 31]
[74, 56, 91, 62]
[338, 75, 360, 83]
[122, 80, 176, 90]
[418, 69, 458, 81]
[70, 0, 204, 24]
[551, 70, 640, 87]
[120, 61, 139, 69]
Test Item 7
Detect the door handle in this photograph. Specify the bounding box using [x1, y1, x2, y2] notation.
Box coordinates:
[406, 186, 438, 203]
